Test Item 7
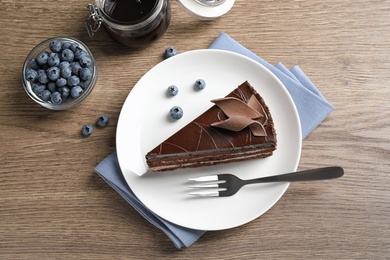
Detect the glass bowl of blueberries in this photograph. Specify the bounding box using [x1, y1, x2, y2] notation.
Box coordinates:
[22, 37, 97, 110]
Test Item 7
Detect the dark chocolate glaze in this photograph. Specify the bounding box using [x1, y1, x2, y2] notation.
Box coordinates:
[146, 81, 277, 171]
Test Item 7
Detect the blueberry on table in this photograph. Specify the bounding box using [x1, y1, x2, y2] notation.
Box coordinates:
[96, 115, 109, 127]
[167, 85, 179, 96]
[169, 106, 183, 120]
[49, 40, 62, 53]
[164, 47, 178, 59]
[194, 79, 206, 90]
[50, 91, 62, 104]
[81, 124, 93, 136]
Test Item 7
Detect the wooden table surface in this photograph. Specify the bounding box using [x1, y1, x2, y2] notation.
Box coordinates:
[1, 0, 389, 259]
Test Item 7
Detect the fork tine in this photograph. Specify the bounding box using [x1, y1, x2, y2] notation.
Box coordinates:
[188, 182, 222, 188]
[188, 175, 219, 182]
[189, 190, 221, 197]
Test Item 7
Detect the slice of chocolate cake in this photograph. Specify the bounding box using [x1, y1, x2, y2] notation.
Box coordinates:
[146, 81, 277, 172]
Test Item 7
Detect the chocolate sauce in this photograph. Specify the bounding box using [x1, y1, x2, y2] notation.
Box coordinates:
[97, 0, 171, 48]
[103, 0, 157, 24]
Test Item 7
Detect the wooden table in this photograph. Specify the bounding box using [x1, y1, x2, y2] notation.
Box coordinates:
[1, 0, 389, 259]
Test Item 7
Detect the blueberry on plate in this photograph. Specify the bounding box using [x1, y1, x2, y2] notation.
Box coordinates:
[164, 47, 178, 59]
[194, 79, 206, 90]
[96, 115, 109, 128]
[81, 124, 93, 136]
[169, 106, 183, 120]
[167, 85, 179, 96]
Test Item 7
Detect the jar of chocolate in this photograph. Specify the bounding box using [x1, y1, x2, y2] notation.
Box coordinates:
[86, 0, 171, 48]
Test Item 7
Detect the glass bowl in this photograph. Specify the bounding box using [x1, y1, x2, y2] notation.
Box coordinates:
[22, 37, 98, 110]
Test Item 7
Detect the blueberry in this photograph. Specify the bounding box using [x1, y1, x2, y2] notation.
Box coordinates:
[51, 91, 62, 104]
[30, 58, 40, 70]
[60, 87, 70, 99]
[70, 43, 80, 53]
[81, 124, 93, 136]
[40, 89, 52, 101]
[47, 82, 57, 93]
[60, 49, 74, 62]
[74, 49, 87, 61]
[47, 53, 60, 67]
[32, 83, 46, 95]
[164, 47, 178, 59]
[169, 106, 183, 120]
[167, 85, 179, 96]
[70, 86, 83, 98]
[79, 67, 92, 81]
[79, 79, 91, 90]
[61, 42, 72, 50]
[36, 51, 49, 65]
[49, 40, 62, 53]
[47, 66, 60, 81]
[194, 79, 206, 90]
[79, 55, 92, 67]
[60, 66, 72, 79]
[96, 115, 109, 127]
[37, 69, 49, 84]
[70, 62, 82, 75]
[56, 77, 67, 87]
[26, 69, 38, 81]
[59, 61, 70, 69]
[67, 75, 80, 87]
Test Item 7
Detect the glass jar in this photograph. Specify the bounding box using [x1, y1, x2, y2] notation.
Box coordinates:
[86, 0, 171, 48]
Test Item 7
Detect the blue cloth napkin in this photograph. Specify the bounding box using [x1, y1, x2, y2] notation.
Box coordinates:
[94, 32, 334, 249]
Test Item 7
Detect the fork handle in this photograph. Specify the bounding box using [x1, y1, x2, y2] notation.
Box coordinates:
[245, 166, 344, 184]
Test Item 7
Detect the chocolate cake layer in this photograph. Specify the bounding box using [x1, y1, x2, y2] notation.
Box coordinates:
[146, 81, 277, 172]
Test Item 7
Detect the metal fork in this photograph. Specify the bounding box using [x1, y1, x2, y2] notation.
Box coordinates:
[188, 166, 344, 197]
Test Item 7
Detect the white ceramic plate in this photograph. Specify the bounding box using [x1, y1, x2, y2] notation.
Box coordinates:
[116, 49, 302, 230]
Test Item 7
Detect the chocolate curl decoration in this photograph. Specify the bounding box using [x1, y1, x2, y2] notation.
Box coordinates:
[211, 95, 268, 137]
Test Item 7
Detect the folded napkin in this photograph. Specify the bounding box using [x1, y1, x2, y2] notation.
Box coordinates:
[95, 32, 334, 249]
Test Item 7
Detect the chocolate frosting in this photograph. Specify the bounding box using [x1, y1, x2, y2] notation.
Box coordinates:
[146, 81, 277, 171]
[147, 80, 276, 154]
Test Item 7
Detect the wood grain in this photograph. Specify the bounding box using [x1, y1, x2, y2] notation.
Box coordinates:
[1, 0, 389, 259]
